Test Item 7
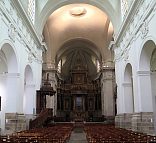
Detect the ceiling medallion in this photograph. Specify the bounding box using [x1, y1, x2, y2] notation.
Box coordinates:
[70, 7, 87, 17]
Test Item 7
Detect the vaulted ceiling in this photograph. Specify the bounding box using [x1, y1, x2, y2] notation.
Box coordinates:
[43, 3, 114, 79]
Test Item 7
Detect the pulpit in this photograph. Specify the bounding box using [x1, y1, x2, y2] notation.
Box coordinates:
[36, 76, 56, 114]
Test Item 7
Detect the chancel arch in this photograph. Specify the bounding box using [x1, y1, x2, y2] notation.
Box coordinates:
[56, 38, 102, 63]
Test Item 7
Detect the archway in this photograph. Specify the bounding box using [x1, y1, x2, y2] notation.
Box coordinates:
[1, 43, 18, 112]
[0, 42, 18, 133]
[151, 49, 156, 108]
[42, 1, 115, 120]
[0, 50, 7, 111]
[123, 63, 134, 113]
[138, 39, 156, 133]
[150, 44, 156, 133]
[139, 40, 155, 112]
[23, 65, 35, 114]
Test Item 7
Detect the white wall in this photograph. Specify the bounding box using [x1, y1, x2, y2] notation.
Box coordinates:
[0, 0, 43, 133]
[114, 0, 156, 114]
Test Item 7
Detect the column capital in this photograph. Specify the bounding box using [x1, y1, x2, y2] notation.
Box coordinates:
[0, 73, 7, 78]
[25, 83, 35, 88]
[137, 71, 151, 76]
[43, 62, 57, 72]
[6, 73, 20, 78]
[101, 67, 115, 72]
[122, 82, 132, 87]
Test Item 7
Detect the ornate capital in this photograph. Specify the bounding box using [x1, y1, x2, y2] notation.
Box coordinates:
[137, 70, 151, 76]
[140, 21, 149, 39]
[28, 52, 33, 63]
[8, 23, 16, 42]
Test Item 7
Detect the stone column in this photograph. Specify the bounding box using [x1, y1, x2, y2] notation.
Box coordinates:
[101, 66, 115, 119]
[128, 71, 155, 135]
[137, 71, 153, 112]
[0, 73, 7, 134]
[151, 72, 156, 133]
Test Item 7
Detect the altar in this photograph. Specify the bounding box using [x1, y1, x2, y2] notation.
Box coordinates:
[56, 64, 102, 122]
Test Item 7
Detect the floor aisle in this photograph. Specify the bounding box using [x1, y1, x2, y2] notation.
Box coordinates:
[68, 127, 88, 143]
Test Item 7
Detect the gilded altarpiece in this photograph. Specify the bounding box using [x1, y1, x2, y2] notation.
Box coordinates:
[56, 65, 102, 122]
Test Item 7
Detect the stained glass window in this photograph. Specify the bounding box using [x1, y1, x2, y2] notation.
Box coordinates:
[28, 0, 35, 24]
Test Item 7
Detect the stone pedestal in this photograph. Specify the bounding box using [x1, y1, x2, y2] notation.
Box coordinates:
[115, 112, 155, 135]
[132, 112, 154, 134]
[115, 113, 132, 130]
[5, 113, 26, 134]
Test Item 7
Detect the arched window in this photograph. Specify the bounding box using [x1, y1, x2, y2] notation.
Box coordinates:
[121, 0, 128, 20]
[28, 0, 35, 24]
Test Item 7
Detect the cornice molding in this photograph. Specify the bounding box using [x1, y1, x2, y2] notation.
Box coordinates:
[0, 0, 46, 52]
[12, 0, 42, 48]
[115, 0, 156, 45]
[137, 70, 151, 76]
[114, 0, 156, 62]
[122, 82, 132, 87]
[114, 0, 140, 45]
[101, 67, 115, 72]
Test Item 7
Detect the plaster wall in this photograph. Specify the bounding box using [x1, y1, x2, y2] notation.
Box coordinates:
[0, 0, 43, 134]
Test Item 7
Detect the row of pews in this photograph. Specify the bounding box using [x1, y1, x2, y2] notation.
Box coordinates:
[84, 123, 156, 143]
[0, 123, 73, 143]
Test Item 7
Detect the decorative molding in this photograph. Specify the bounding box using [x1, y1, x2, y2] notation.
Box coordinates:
[70, 7, 87, 17]
[102, 69, 115, 81]
[114, 0, 156, 62]
[101, 67, 115, 72]
[0, 72, 8, 78]
[28, 52, 33, 63]
[6, 73, 20, 78]
[137, 71, 151, 76]
[122, 82, 132, 87]
[140, 20, 149, 39]
[0, 0, 46, 54]
[12, 0, 42, 48]
[25, 83, 35, 88]
[8, 23, 16, 42]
